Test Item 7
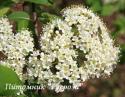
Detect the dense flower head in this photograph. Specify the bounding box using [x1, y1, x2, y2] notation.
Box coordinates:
[0, 18, 34, 79]
[0, 17, 12, 34]
[30, 5, 119, 92]
[0, 18, 12, 51]
[0, 5, 120, 93]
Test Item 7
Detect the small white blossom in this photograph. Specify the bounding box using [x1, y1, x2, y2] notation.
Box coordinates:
[0, 5, 120, 93]
[0, 18, 34, 80]
[35, 5, 120, 92]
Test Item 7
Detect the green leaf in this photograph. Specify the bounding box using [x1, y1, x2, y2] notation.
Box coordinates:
[117, 0, 125, 11]
[8, 11, 30, 30]
[0, 0, 13, 17]
[114, 16, 125, 34]
[90, 1, 102, 12]
[0, 7, 10, 17]
[24, 0, 53, 6]
[115, 16, 125, 28]
[0, 0, 13, 7]
[40, 12, 59, 24]
[8, 11, 30, 21]
[17, 20, 29, 31]
[86, 0, 95, 5]
[101, 4, 118, 16]
[11, 0, 20, 3]
[0, 65, 22, 96]
[86, 0, 102, 12]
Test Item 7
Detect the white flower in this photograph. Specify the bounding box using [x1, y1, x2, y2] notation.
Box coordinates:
[0, 18, 34, 80]
[0, 5, 120, 93]
[0, 17, 12, 34]
[34, 5, 120, 92]
[3, 30, 34, 60]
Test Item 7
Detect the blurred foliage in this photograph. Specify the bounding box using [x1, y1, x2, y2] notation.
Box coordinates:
[0, 65, 22, 96]
[8, 11, 30, 30]
[114, 16, 125, 35]
[0, 0, 125, 97]
[0, 7, 10, 17]
[85, 0, 102, 12]
[40, 12, 60, 24]
[85, 0, 125, 16]
[101, 4, 118, 16]
[24, 0, 54, 6]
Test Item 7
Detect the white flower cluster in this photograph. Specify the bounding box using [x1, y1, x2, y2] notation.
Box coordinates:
[27, 5, 120, 92]
[0, 5, 120, 93]
[0, 18, 34, 80]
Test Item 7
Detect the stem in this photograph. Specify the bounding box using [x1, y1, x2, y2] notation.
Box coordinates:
[32, 3, 38, 34]
[31, 3, 41, 50]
